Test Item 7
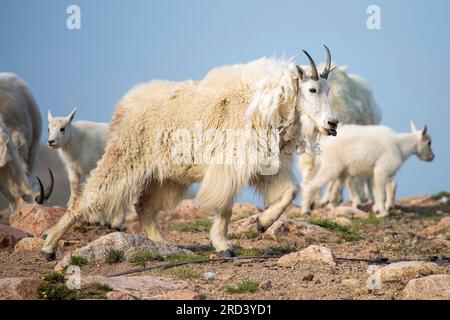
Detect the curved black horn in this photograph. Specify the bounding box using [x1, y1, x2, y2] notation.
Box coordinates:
[45, 168, 54, 200]
[321, 45, 332, 79]
[35, 176, 45, 204]
[302, 50, 319, 81]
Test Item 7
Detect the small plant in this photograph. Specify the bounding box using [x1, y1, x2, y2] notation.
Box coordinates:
[356, 215, 380, 227]
[37, 282, 75, 300]
[105, 249, 124, 264]
[264, 245, 296, 255]
[130, 251, 162, 265]
[90, 282, 112, 292]
[226, 280, 259, 294]
[38, 272, 75, 300]
[165, 254, 206, 263]
[173, 219, 212, 232]
[69, 255, 88, 267]
[157, 267, 200, 279]
[78, 282, 113, 299]
[41, 272, 65, 283]
[234, 247, 263, 257]
[445, 234, 450, 241]
[73, 225, 87, 234]
[309, 217, 361, 241]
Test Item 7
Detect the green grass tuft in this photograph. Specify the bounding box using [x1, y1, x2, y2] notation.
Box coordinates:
[356, 215, 380, 226]
[105, 249, 124, 264]
[130, 251, 162, 265]
[173, 219, 212, 232]
[229, 230, 260, 239]
[263, 245, 296, 255]
[165, 254, 206, 263]
[73, 225, 87, 234]
[37, 283, 75, 300]
[310, 217, 361, 241]
[69, 255, 88, 267]
[445, 234, 450, 241]
[41, 272, 65, 283]
[234, 247, 263, 256]
[226, 280, 259, 294]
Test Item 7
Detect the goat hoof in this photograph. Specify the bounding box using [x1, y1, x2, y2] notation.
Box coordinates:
[41, 233, 48, 240]
[256, 219, 267, 233]
[218, 249, 235, 258]
[41, 251, 56, 261]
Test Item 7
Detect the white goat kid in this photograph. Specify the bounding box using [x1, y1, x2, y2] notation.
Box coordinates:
[42, 47, 338, 260]
[301, 123, 434, 217]
[47, 109, 126, 229]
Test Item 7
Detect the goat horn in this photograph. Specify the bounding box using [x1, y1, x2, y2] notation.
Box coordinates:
[321, 45, 332, 79]
[302, 50, 319, 81]
[35, 176, 45, 204]
[45, 168, 54, 200]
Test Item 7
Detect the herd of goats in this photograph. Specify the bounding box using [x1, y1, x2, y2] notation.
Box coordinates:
[0, 46, 434, 260]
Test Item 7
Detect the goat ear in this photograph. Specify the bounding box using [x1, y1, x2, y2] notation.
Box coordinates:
[47, 110, 53, 122]
[296, 65, 306, 80]
[67, 108, 77, 123]
[410, 121, 418, 132]
[422, 124, 428, 136]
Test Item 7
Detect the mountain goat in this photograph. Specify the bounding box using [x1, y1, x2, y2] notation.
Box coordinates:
[0, 73, 53, 211]
[42, 47, 339, 260]
[297, 66, 382, 207]
[47, 108, 126, 229]
[301, 123, 434, 217]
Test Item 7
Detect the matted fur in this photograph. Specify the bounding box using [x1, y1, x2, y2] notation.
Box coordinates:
[42, 57, 335, 255]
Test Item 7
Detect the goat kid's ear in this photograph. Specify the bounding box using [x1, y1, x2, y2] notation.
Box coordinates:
[47, 110, 53, 122]
[422, 124, 428, 136]
[410, 121, 418, 133]
[67, 108, 77, 123]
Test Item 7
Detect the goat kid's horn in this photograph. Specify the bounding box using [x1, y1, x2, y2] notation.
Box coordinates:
[45, 168, 54, 200]
[321, 45, 332, 79]
[35, 176, 45, 204]
[302, 50, 319, 81]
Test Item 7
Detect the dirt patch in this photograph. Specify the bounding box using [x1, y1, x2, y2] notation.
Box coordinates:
[1, 195, 449, 300]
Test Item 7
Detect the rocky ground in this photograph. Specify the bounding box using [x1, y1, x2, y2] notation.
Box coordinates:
[0, 193, 449, 300]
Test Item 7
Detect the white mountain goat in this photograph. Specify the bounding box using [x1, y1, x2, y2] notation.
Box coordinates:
[297, 66, 382, 207]
[0, 73, 53, 211]
[301, 123, 434, 217]
[47, 109, 126, 229]
[41, 47, 339, 260]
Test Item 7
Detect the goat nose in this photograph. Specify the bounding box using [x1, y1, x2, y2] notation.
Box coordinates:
[328, 120, 338, 128]
[48, 140, 55, 144]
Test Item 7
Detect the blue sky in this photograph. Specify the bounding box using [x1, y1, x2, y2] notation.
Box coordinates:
[1, 0, 449, 204]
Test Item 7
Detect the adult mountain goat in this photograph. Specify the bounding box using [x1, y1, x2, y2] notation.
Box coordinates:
[42, 47, 339, 260]
[0, 73, 53, 211]
[298, 66, 382, 208]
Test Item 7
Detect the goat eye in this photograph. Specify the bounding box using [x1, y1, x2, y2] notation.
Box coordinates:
[309, 88, 317, 93]
[60, 128, 65, 132]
